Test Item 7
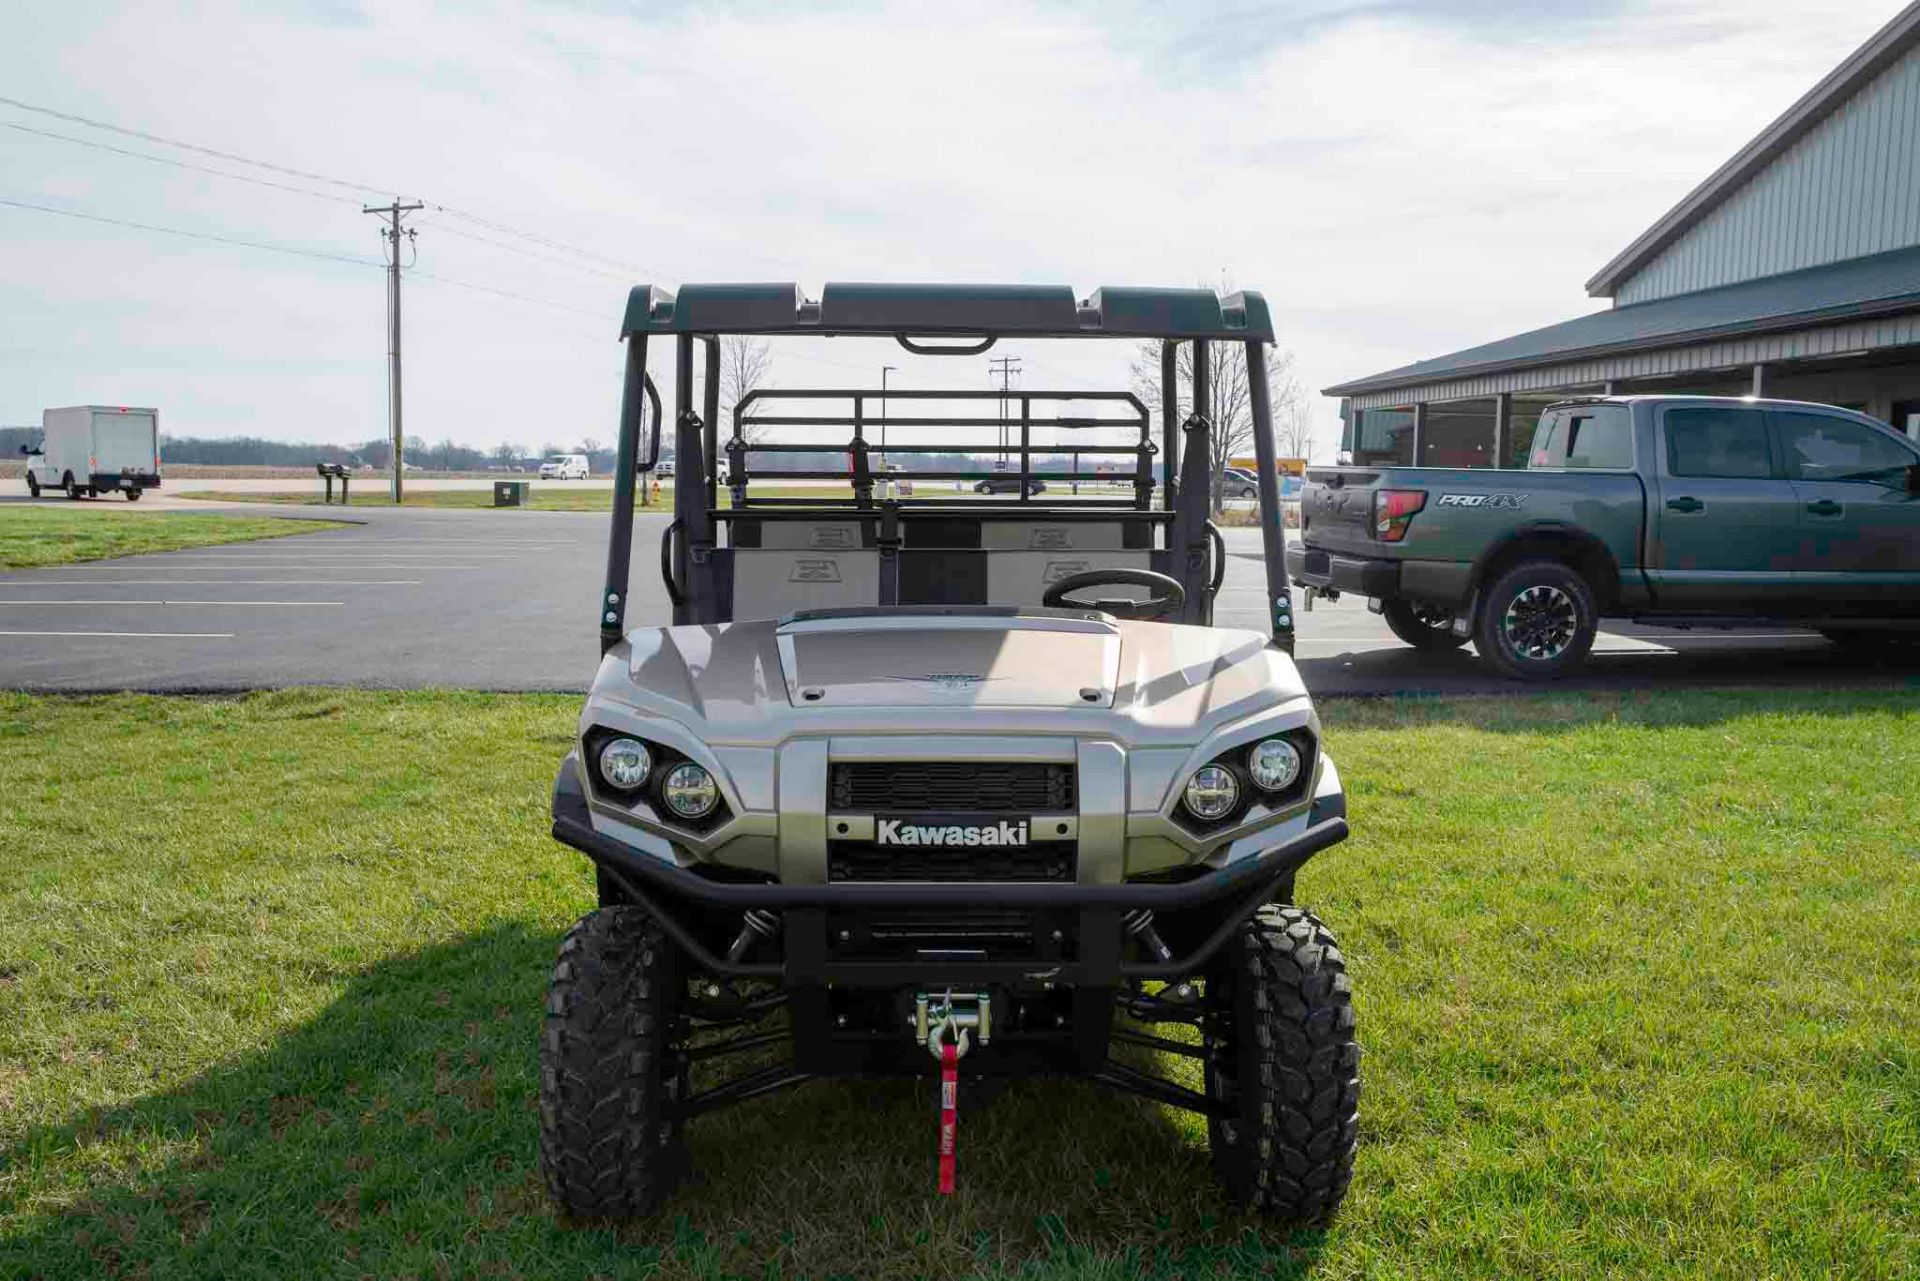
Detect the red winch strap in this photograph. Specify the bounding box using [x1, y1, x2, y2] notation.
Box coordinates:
[937, 1042, 958, 1195]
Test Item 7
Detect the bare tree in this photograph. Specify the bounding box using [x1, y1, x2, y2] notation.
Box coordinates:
[718, 335, 774, 443]
[1134, 338, 1312, 511]
[1266, 347, 1316, 462]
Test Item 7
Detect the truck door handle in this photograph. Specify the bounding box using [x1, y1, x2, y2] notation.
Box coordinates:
[1805, 499, 1843, 516]
[1666, 496, 1703, 513]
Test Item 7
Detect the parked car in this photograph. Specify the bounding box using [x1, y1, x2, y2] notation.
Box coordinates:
[655, 459, 675, 476]
[1289, 395, 1920, 679]
[539, 453, 591, 480]
[19, 405, 160, 500]
[1220, 466, 1261, 500]
[974, 475, 1047, 496]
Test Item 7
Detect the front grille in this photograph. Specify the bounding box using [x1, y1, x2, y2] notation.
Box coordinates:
[830, 761, 1074, 813]
[828, 839, 1073, 883]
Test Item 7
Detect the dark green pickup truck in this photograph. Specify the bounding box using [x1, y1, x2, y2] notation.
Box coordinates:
[1288, 395, 1920, 679]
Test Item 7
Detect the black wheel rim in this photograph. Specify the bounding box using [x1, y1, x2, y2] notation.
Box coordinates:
[1502, 584, 1577, 660]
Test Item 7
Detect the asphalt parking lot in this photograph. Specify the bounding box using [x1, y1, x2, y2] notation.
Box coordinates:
[1, 496, 1910, 694]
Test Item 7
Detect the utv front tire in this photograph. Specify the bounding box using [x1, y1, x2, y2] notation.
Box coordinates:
[1380, 598, 1467, 651]
[1205, 905, 1359, 1222]
[539, 907, 688, 1217]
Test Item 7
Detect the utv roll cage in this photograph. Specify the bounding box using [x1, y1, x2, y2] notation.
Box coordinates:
[598, 282, 1295, 646]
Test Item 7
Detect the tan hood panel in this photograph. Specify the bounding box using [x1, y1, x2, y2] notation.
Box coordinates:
[618, 614, 1305, 743]
[779, 618, 1119, 709]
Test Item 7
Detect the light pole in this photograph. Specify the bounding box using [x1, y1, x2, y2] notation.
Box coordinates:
[880, 365, 897, 462]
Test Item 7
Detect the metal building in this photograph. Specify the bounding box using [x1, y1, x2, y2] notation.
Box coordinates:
[1327, 1, 1920, 468]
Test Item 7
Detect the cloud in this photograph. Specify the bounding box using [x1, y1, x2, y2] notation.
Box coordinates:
[0, 0, 1901, 457]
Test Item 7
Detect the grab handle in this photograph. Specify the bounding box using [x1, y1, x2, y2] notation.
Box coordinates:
[660, 517, 686, 606]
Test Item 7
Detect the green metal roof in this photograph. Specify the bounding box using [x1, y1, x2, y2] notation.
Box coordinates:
[618, 282, 1274, 342]
[1324, 243, 1920, 398]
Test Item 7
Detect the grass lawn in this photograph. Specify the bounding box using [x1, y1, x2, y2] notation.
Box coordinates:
[1, 690, 1916, 1279]
[0, 508, 347, 569]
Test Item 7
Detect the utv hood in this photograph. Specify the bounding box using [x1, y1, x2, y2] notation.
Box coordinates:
[776, 609, 1120, 709]
[617, 607, 1307, 742]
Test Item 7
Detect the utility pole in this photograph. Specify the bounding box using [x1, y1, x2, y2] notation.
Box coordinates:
[988, 355, 1021, 461]
[363, 200, 423, 502]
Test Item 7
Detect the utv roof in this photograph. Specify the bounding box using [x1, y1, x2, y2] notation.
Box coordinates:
[619, 282, 1274, 342]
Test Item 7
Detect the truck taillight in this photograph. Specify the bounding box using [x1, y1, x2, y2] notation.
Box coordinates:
[1374, 489, 1426, 542]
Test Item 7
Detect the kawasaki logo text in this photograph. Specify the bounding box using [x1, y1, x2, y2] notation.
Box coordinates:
[876, 819, 1030, 847]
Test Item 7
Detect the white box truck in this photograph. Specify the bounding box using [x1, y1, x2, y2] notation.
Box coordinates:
[20, 406, 161, 500]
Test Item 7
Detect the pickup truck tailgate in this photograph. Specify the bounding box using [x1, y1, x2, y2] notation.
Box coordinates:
[1299, 467, 1385, 556]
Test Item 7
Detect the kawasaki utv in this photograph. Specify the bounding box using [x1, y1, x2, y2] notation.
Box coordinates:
[541, 283, 1356, 1220]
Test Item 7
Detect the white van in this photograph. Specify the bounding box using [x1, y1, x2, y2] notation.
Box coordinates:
[538, 453, 590, 480]
[21, 406, 161, 500]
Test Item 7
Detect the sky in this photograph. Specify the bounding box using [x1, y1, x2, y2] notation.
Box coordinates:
[0, 0, 1906, 460]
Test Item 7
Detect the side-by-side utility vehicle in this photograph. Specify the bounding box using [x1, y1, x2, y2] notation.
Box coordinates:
[540, 283, 1356, 1219]
[1290, 395, 1920, 679]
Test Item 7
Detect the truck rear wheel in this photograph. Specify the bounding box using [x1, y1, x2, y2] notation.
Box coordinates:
[124, 487, 142, 501]
[1380, 598, 1466, 651]
[539, 906, 689, 1217]
[1473, 559, 1598, 680]
[1204, 905, 1359, 1222]
[63, 473, 82, 501]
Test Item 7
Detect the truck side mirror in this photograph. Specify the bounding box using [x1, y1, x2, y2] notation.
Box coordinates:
[1908, 463, 1920, 495]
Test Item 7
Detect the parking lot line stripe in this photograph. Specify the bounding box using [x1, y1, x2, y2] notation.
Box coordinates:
[1, 579, 424, 586]
[0, 600, 346, 607]
[0, 630, 236, 638]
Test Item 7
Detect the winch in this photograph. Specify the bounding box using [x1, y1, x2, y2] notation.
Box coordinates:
[914, 990, 991, 1195]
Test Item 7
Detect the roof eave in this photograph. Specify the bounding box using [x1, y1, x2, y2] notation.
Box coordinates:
[1584, 1, 1920, 299]
[1320, 292, 1920, 398]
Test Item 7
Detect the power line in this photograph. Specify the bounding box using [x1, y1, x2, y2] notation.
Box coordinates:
[0, 94, 665, 282]
[411, 268, 615, 323]
[0, 94, 401, 199]
[427, 205, 664, 278]
[0, 192, 611, 338]
[414, 218, 631, 282]
[0, 194, 378, 267]
[0, 119, 358, 206]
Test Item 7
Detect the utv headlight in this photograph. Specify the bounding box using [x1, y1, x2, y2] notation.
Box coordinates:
[597, 737, 652, 792]
[661, 762, 720, 819]
[1247, 738, 1302, 792]
[1182, 764, 1240, 821]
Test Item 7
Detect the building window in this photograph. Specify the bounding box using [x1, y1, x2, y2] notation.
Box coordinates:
[1423, 399, 1498, 468]
[1508, 397, 1565, 467]
[1352, 407, 1415, 465]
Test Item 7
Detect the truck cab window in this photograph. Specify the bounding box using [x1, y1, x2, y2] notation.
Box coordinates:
[1664, 407, 1771, 478]
[1530, 405, 1631, 469]
[1774, 411, 1917, 486]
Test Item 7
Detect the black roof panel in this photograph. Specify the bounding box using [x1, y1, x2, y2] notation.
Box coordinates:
[620, 282, 1274, 341]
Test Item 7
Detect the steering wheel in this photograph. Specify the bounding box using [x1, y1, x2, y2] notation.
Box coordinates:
[1042, 568, 1187, 621]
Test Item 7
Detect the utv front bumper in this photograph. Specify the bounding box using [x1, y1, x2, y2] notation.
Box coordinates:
[551, 757, 1347, 989]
